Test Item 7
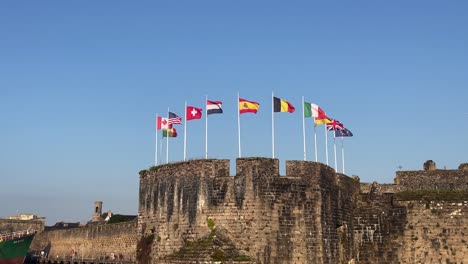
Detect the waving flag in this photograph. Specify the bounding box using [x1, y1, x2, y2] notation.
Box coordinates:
[157, 117, 172, 130]
[311, 104, 332, 125]
[304, 102, 313, 117]
[207, 100, 223, 115]
[335, 127, 353, 137]
[169, 112, 182, 124]
[326, 119, 344, 131]
[186, 106, 202, 120]
[239, 98, 260, 114]
[273, 97, 295, 113]
[162, 128, 178, 137]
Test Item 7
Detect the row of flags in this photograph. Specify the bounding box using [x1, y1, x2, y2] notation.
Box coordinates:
[156, 97, 353, 138]
[154, 94, 353, 174]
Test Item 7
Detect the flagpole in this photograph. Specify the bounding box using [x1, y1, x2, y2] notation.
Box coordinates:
[166, 107, 169, 164]
[341, 137, 345, 174]
[184, 101, 187, 161]
[237, 92, 241, 158]
[155, 113, 158, 166]
[272, 91, 275, 159]
[159, 137, 163, 165]
[205, 96, 208, 159]
[333, 129, 337, 171]
[314, 124, 318, 162]
[325, 125, 328, 166]
[302, 96, 306, 161]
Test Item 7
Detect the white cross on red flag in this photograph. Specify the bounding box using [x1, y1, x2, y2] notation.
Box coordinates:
[186, 106, 202, 120]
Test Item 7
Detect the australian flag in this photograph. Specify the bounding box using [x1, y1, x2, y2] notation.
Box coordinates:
[335, 127, 353, 137]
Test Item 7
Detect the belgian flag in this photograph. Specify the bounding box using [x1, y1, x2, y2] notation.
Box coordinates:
[273, 97, 295, 113]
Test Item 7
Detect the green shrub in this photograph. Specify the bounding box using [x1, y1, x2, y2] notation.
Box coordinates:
[207, 218, 215, 230]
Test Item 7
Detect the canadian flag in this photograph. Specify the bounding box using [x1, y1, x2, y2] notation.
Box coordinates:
[156, 117, 172, 130]
[186, 106, 202, 120]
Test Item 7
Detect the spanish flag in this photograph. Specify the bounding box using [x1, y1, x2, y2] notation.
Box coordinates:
[239, 98, 260, 114]
[273, 97, 295, 113]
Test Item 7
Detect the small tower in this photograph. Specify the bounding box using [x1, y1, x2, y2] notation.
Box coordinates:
[423, 160, 436, 171]
[92, 201, 103, 221]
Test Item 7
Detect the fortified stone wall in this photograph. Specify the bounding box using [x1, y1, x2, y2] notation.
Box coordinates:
[354, 182, 407, 263]
[31, 221, 138, 262]
[138, 158, 361, 263]
[0, 218, 45, 233]
[396, 200, 468, 263]
[394, 160, 468, 191]
[359, 183, 398, 194]
[139, 159, 468, 264]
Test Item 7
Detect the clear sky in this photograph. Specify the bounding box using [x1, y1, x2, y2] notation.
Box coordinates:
[1, 1, 467, 225]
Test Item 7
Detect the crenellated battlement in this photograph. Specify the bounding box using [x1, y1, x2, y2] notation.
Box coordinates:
[140, 158, 343, 185]
[138, 158, 468, 263]
[140, 158, 468, 195]
[138, 158, 361, 263]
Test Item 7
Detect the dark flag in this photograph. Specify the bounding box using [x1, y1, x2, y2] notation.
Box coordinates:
[168, 112, 182, 125]
[335, 127, 353, 137]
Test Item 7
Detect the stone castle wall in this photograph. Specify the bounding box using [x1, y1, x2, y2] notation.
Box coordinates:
[394, 161, 468, 191]
[397, 200, 468, 263]
[30, 221, 138, 262]
[14, 159, 465, 264]
[0, 218, 45, 233]
[138, 158, 360, 263]
[139, 159, 468, 264]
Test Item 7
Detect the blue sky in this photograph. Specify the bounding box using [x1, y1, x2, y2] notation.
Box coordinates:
[1, 1, 467, 225]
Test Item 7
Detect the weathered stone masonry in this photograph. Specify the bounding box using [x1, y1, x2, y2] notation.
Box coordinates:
[30, 221, 138, 262]
[14, 159, 465, 263]
[138, 158, 360, 263]
[138, 158, 468, 264]
[0, 218, 45, 233]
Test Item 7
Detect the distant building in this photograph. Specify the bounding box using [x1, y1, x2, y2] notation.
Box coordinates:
[7, 214, 39, 220]
[87, 201, 137, 226]
[92, 201, 103, 222]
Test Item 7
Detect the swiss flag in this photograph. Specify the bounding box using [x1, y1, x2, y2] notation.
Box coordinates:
[186, 106, 202, 120]
[156, 117, 172, 130]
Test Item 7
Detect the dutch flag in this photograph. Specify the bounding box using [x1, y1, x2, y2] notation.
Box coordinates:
[206, 100, 223, 115]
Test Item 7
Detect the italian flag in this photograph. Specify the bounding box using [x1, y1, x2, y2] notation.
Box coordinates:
[304, 102, 332, 125]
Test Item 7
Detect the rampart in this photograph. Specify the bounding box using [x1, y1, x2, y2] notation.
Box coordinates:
[14, 159, 466, 264]
[138, 158, 468, 264]
[395, 160, 468, 191]
[0, 218, 45, 233]
[30, 220, 138, 262]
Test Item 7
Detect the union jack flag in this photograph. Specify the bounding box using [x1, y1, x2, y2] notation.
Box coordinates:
[168, 112, 182, 125]
[326, 119, 344, 131]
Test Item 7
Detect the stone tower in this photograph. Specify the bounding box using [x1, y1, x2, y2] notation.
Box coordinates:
[423, 160, 436, 171]
[92, 201, 103, 221]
